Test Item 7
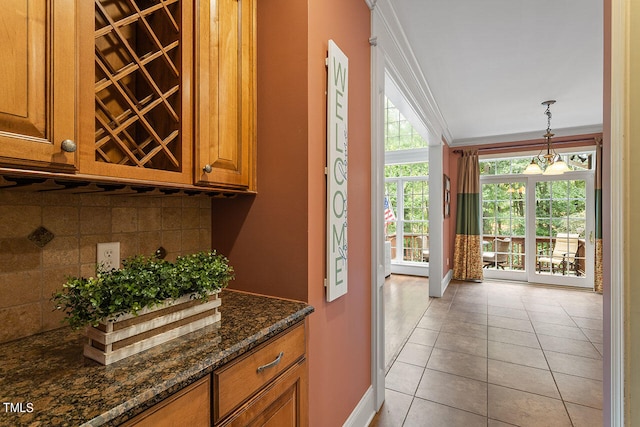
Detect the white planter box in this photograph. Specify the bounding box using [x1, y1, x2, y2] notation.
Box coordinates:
[83, 292, 221, 365]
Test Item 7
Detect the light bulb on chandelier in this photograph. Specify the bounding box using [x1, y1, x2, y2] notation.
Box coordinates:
[523, 100, 569, 175]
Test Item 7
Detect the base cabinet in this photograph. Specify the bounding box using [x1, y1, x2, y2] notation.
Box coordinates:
[121, 322, 307, 427]
[214, 323, 308, 427]
[122, 375, 211, 427]
[218, 359, 307, 427]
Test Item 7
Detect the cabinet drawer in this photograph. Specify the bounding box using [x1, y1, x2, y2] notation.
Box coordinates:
[218, 359, 307, 427]
[214, 323, 305, 422]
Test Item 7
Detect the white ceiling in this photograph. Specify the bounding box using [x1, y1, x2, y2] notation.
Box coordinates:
[389, 0, 603, 146]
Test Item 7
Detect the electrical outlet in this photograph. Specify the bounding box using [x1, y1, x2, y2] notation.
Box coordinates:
[97, 242, 120, 272]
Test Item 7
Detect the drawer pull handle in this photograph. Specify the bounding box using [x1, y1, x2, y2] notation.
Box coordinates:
[257, 352, 284, 373]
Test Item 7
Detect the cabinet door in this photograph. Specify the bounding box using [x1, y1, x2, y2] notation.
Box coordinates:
[78, 0, 193, 185]
[219, 359, 308, 427]
[195, 0, 256, 190]
[0, 0, 77, 172]
[122, 375, 211, 427]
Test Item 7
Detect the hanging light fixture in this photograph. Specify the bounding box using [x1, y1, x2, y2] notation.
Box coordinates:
[523, 100, 569, 175]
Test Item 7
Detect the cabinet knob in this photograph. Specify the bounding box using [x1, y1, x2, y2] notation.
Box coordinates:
[203, 164, 212, 173]
[61, 139, 77, 153]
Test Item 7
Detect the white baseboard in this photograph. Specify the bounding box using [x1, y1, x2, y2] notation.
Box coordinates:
[343, 386, 376, 427]
[390, 263, 429, 277]
[442, 269, 452, 295]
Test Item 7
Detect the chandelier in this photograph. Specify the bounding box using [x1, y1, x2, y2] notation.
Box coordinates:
[523, 100, 569, 175]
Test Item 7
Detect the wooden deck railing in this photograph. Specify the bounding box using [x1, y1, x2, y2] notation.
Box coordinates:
[386, 233, 586, 275]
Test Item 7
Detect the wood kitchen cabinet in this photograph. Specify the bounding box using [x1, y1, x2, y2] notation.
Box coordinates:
[0, 0, 77, 172]
[214, 323, 307, 426]
[119, 322, 308, 427]
[217, 359, 308, 427]
[194, 0, 257, 190]
[78, 0, 194, 185]
[76, 0, 256, 190]
[122, 375, 211, 427]
[1, 0, 256, 191]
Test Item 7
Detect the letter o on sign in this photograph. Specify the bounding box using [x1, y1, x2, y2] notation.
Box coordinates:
[333, 190, 346, 218]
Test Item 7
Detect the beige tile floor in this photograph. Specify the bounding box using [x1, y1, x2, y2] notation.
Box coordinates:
[370, 277, 603, 427]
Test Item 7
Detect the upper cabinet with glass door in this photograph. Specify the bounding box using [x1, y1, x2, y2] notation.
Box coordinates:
[78, 0, 256, 190]
[0, 1, 77, 172]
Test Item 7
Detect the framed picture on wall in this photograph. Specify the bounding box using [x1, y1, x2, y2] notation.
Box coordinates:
[444, 174, 451, 218]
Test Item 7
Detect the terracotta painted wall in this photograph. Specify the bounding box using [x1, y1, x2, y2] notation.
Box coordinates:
[213, 0, 372, 425]
[212, 0, 310, 302]
[307, 1, 371, 425]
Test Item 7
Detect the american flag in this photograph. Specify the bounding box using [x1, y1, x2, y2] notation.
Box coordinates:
[384, 196, 396, 223]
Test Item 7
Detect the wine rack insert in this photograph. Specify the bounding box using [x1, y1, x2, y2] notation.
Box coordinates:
[94, 0, 183, 172]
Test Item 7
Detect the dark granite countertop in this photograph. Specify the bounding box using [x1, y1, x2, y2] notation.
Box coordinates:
[0, 290, 313, 426]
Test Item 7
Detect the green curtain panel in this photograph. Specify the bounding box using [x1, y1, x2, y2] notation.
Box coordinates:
[453, 150, 484, 281]
[595, 141, 603, 293]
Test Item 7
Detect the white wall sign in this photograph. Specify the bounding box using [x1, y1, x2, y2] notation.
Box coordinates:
[326, 40, 349, 302]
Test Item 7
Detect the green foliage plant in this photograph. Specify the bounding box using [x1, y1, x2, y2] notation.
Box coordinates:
[52, 251, 234, 329]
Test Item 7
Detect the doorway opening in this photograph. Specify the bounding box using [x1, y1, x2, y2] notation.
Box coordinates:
[479, 152, 596, 288]
[383, 96, 430, 277]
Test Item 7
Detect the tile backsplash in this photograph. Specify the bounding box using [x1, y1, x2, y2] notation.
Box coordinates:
[0, 189, 212, 344]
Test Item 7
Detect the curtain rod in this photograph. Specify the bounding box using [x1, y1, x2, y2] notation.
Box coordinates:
[452, 136, 601, 154]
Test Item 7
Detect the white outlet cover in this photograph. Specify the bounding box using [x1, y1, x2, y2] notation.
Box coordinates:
[97, 242, 120, 271]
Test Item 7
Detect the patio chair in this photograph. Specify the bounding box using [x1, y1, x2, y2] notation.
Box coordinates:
[482, 238, 511, 269]
[537, 233, 580, 275]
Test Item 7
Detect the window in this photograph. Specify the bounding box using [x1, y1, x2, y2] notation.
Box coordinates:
[534, 179, 588, 275]
[481, 181, 526, 271]
[385, 98, 427, 151]
[384, 97, 429, 265]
